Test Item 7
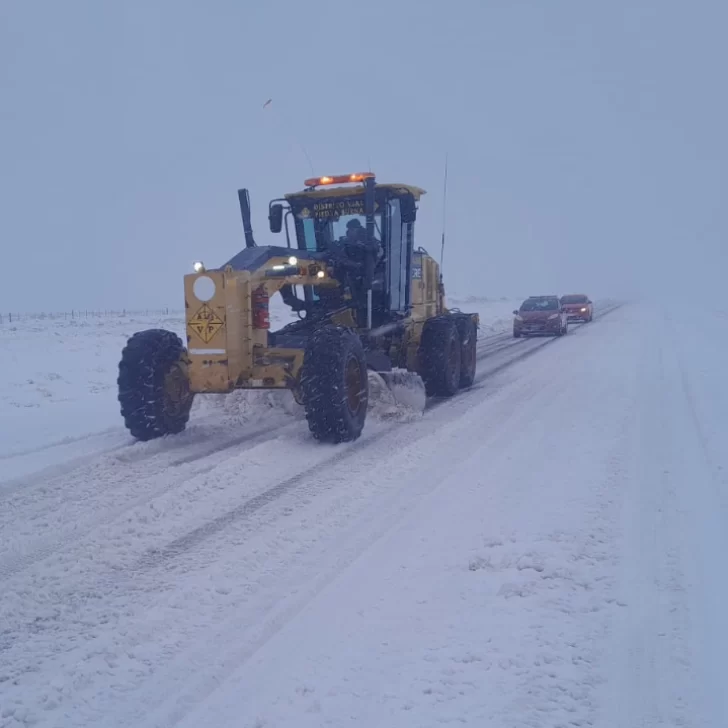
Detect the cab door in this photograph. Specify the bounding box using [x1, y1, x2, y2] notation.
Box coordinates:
[385, 197, 413, 313]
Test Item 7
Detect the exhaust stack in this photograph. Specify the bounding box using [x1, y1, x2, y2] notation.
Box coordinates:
[237, 188, 256, 248]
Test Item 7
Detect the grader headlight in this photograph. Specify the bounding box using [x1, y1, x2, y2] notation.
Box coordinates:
[192, 275, 216, 302]
[306, 263, 327, 278]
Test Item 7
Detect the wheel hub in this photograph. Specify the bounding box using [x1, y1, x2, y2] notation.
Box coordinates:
[163, 364, 191, 417]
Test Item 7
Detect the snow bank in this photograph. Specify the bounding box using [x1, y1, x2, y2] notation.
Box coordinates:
[447, 294, 523, 336]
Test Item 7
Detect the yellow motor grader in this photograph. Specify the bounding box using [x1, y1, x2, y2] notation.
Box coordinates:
[117, 173, 479, 443]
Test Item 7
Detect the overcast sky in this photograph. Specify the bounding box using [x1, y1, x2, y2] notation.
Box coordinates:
[1, 0, 725, 312]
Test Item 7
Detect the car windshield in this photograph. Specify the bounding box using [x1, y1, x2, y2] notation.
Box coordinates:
[520, 298, 559, 312]
[560, 295, 587, 304]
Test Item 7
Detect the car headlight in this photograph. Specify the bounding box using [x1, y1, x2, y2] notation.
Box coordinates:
[548, 313, 559, 320]
[580, 307, 587, 312]
[514, 315, 523, 322]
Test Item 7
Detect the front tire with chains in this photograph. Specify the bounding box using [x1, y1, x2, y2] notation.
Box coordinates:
[118, 329, 194, 441]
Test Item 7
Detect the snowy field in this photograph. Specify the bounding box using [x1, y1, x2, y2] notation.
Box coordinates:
[2, 298, 727, 728]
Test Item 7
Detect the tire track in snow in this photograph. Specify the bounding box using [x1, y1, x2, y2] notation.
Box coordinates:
[137, 428, 395, 567]
[0, 302, 627, 726]
[0, 426, 122, 461]
[0, 330, 508, 500]
[0, 303, 616, 498]
[0, 422, 303, 581]
[0, 320, 552, 492]
[108, 325, 621, 728]
[139, 304, 622, 569]
[455, 303, 622, 395]
[140, 303, 620, 567]
[0, 303, 621, 583]
[0, 327, 521, 504]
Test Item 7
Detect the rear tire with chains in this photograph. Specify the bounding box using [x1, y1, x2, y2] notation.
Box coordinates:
[419, 316, 462, 397]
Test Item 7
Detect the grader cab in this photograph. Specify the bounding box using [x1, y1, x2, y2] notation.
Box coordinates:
[118, 173, 479, 443]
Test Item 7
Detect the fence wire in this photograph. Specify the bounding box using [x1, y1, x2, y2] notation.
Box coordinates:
[0, 309, 182, 324]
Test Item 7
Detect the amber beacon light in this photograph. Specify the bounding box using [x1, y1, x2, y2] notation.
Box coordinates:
[304, 172, 375, 188]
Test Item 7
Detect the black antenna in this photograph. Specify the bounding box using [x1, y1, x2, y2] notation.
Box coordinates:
[298, 139, 316, 177]
[439, 153, 449, 275]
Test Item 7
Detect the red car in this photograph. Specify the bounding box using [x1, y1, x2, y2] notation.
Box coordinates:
[559, 294, 593, 322]
[513, 295, 568, 338]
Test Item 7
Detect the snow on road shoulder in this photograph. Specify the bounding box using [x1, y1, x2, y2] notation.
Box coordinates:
[447, 294, 523, 336]
[0, 313, 187, 467]
[630, 304, 728, 727]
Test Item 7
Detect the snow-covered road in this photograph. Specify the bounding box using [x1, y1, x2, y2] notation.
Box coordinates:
[2, 301, 726, 727]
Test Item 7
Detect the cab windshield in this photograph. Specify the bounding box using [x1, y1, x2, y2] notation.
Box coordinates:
[298, 212, 383, 253]
[560, 295, 588, 304]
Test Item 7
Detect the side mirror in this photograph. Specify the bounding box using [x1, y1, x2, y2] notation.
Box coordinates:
[587, 300, 592, 304]
[400, 193, 417, 224]
[269, 203, 283, 233]
[512, 310, 519, 315]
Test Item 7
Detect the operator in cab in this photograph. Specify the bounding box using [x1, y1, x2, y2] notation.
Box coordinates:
[319, 217, 383, 322]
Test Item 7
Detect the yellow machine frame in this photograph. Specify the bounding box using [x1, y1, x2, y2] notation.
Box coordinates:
[183, 252, 456, 394]
[183, 176, 476, 396]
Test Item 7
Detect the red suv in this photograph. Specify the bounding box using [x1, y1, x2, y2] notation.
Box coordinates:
[559, 294, 593, 322]
[513, 296, 568, 338]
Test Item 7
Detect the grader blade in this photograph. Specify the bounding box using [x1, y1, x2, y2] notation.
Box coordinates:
[367, 369, 426, 421]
